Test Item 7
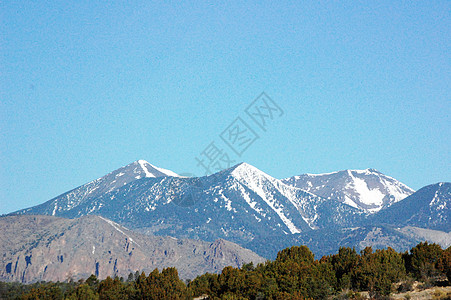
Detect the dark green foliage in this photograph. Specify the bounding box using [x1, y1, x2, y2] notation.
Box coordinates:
[329, 247, 359, 290]
[354, 247, 406, 296]
[0, 282, 30, 300]
[188, 272, 219, 298]
[404, 242, 443, 281]
[67, 283, 98, 300]
[438, 246, 451, 282]
[134, 268, 188, 300]
[308, 260, 337, 298]
[86, 275, 99, 289]
[0, 281, 77, 300]
[98, 276, 131, 300]
[2, 242, 449, 299]
[21, 282, 64, 300]
[218, 266, 246, 296]
[275, 245, 314, 264]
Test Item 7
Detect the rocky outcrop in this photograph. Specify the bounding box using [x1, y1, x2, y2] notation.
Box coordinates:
[0, 215, 265, 283]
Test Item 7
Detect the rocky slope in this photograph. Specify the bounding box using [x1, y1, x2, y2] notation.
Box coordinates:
[0, 215, 265, 283]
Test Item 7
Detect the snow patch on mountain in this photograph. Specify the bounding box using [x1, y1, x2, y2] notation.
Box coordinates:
[347, 172, 385, 212]
[229, 163, 301, 233]
[138, 160, 154, 177]
[283, 168, 415, 213]
[137, 160, 179, 178]
[98, 216, 140, 247]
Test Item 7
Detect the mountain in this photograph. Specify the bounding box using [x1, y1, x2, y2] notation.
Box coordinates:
[0, 215, 265, 283]
[15, 160, 179, 217]
[12, 162, 363, 249]
[10, 160, 448, 259]
[370, 182, 451, 231]
[282, 168, 415, 213]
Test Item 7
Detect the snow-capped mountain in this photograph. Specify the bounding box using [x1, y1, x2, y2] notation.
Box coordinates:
[213, 163, 363, 233]
[12, 162, 362, 247]
[15, 160, 179, 217]
[370, 182, 451, 231]
[12, 160, 447, 258]
[282, 168, 415, 213]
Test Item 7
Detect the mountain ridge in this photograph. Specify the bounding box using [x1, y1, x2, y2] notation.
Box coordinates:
[282, 168, 415, 213]
[0, 214, 265, 283]
[370, 182, 451, 231]
[7, 160, 449, 259]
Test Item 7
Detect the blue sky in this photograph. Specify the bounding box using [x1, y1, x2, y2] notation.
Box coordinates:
[1, 1, 450, 214]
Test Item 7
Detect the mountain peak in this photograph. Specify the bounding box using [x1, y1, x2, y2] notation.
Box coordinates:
[12, 160, 180, 217]
[305, 168, 380, 177]
[130, 160, 179, 178]
[231, 162, 254, 171]
[349, 168, 382, 176]
[136, 159, 149, 164]
[283, 168, 415, 213]
[227, 162, 274, 181]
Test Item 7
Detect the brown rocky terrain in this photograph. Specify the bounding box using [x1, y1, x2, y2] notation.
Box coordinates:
[0, 215, 265, 283]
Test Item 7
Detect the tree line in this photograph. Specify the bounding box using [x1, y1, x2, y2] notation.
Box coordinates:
[1, 242, 450, 299]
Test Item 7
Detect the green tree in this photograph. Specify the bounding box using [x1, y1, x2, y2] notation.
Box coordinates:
[305, 260, 337, 298]
[329, 247, 359, 290]
[354, 247, 406, 296]
[98, 276, 130, 300]
[135, 271, 151, 299]
[188, 272, 219, 298]
[72, 283, 99, 300]
[275, 245, 314, 265]
[438, 246, 451, 282]
[405, 242, 443, 281]
[159, 267, 188, 299]
[218, 266, 246, 297]
[21, 282, 64, 300]
[86, 275, 99, 290]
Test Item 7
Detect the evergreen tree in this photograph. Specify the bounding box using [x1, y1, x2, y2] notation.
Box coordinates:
[329, 247, 359, 290]
[188, 272, 219, 298]
[21, 282, 64, 300]
[405, 242, 443, 281]
[354, 247, 406, 296]
[438, 246, 451, 282]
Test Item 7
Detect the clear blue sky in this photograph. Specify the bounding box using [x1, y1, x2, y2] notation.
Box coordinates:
[1, 1, 450, 214]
